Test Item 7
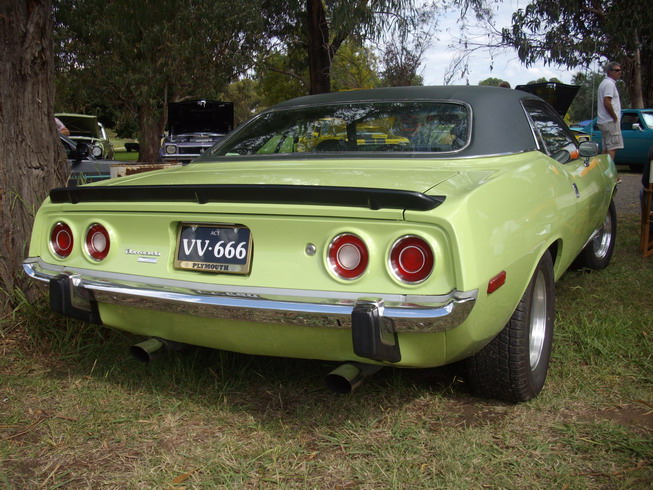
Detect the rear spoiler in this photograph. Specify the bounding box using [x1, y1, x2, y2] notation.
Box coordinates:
[49, 184, 444, 211]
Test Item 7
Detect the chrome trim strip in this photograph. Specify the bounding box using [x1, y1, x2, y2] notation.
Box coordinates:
[23, 257, 477, 333]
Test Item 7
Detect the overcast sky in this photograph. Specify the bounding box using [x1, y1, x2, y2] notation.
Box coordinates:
[420, 0, 582, 87]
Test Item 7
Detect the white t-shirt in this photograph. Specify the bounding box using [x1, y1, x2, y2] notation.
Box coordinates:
[597, 77, 621, 124]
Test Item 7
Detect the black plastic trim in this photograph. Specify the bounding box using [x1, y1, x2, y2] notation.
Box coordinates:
[49, 274, 102, 324]
[351, 303, 401, 363]
[49, 185, 444, 211]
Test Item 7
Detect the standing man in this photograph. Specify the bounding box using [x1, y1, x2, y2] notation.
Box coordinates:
[597, 61, 623, 160]
[55, 116, 70, 136]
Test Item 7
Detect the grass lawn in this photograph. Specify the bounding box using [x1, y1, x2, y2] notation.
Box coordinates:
[1, 211, 651, 487]
[109, 130, 140, 162]
[114, 150, 140, 162]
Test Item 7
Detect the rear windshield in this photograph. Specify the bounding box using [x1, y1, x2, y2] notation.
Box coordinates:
[203, 101, 470, 157]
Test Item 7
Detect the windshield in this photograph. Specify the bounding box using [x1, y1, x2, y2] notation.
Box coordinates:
[204, 101, 470, 157]
[641, 111, 653, 129]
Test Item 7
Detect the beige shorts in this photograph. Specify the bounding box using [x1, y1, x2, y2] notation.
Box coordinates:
[597, 121, 624, 151]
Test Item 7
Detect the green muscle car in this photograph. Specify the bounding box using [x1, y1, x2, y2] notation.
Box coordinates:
[25, 86, 618, 402]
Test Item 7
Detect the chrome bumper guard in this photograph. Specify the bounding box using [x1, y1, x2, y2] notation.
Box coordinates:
[23, 258, 477, 335]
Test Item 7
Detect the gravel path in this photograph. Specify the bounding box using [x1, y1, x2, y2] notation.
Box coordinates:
[614, 168, 643, 215]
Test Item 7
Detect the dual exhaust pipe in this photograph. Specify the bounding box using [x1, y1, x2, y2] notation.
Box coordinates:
[325, 362, 383, 394]
[130, 338, 382, 393]
[129, 337, 190, 363]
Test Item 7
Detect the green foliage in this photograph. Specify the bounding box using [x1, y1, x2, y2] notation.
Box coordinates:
[526, 77, 561, 84]
[221, 78, 264, 126]
[53, 0, 267, 158]
[478, 77, 507, 86]
[260, 0, 436, 94]
[331, 41, 381, 91]
[502, 0, 653, 106]
[256, 52, 308, 107]
[379, 42, 425, 87]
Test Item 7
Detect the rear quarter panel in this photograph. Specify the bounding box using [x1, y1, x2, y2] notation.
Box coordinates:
[408, 151, 615, 360]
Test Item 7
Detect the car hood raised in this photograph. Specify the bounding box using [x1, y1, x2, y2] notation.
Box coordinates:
[168, 100, 234, 135]
[56, 114, 101, 139]
[514, 82, 580, 117]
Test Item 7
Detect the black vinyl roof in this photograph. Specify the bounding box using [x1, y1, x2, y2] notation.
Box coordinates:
[265, 85, 546, 158]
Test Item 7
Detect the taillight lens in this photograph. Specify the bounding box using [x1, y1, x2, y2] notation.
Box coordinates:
[328, 233, 368, 280]
[85, 223, 110, 261]
[50, 222, 74, 258]
[389, 236, 434, 284]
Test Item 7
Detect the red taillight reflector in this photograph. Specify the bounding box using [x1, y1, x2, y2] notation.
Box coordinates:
[328, 233, 368, 280]
[85, 224, 110, 261]
[390, 236, 434, 283]
[51, 222, 74, 258]
[487, 271, 507, 294]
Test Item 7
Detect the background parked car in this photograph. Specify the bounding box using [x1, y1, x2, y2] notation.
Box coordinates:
[575, 109, 653, 169]
[60, 134, 115, 185]
[160, 99, 234, 163]
[515, 81, 580, 117]
[56, 113, 115, 159]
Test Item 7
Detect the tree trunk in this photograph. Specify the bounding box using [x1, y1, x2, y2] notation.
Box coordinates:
[137, 104, 165, 163]
[625, 43, 645, 109]
[643, 54, 653, 108]
[307, 0, 331, 94]
[0, 0, 67, 314]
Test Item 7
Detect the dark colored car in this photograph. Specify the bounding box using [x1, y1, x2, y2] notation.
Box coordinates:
[515, 82, 580, 117]
[61, 134, 114, 186]
[160, 99, 234, 162]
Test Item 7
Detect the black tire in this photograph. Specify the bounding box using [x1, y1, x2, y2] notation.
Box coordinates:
[573, 199, 617, 270]
[465, 251, 555, 402]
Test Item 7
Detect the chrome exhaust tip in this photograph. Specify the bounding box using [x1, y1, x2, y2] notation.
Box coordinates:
[325, 363, 383, 394]
[129, 338, 190, 363]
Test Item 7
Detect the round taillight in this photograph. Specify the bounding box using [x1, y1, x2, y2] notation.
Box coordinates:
[389, 236, 434, 284]
[51, 222, 74, 258]
[328, 233, 368, 280]
[85, 223, 110, 261]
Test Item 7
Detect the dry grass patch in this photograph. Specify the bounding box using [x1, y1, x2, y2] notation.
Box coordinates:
[1, 213, 652, 488]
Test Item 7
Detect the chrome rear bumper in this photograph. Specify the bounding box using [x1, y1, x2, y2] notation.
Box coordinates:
[23, 257, 476, 334]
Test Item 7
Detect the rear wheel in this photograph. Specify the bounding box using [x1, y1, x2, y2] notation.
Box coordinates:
[465, 251, 555, 402]
[573, 200, 617, 270]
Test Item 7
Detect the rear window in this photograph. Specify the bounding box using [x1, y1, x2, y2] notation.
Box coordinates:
[204, 101, 470, 157]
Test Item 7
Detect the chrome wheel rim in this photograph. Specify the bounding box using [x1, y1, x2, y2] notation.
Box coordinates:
[592, 211, 613, 259]
[529, 270, 548, 371]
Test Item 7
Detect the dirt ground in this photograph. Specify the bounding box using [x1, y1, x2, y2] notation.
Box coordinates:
[615, 167, 645, 214]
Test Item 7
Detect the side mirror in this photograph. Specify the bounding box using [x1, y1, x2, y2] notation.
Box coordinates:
[578, 141, 600, 158]
[632, 123, 643, 131]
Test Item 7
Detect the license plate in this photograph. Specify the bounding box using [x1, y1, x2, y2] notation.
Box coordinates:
[174, 224, 252, 274]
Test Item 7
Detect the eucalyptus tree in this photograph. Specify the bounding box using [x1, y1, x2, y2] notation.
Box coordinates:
[502, 0, 653, 107]
[262, 0, 437, 94]
[0, 0, 66, 313]
[54, 0, 267, 161]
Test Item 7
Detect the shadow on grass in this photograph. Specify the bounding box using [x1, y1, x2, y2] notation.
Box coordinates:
[6, 212, 648, 434]
[6, 295, 477, 433]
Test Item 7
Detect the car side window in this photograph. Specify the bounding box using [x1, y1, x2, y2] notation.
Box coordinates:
[523, 100, 578, 161]
[641, 112, 653, 129]
[621, 113, 640, 131]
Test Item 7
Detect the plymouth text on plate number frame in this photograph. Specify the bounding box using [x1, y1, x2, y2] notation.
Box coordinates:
[174, 223, 253, 274]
